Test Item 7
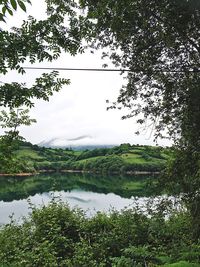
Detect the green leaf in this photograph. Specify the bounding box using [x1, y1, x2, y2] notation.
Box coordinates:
[0, 13, 6, 22]
[18, 0, 26, 12]
[2, 6, 7, 15]
[10, 0, 17, 10]
[7, 8, 13, 16]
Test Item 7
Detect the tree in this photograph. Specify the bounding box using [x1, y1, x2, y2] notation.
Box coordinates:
[0, 108, 36, 173]
[78, 0, 199, 143]
[0, 0, 84, 171]
[76, 0, 200, 238]
[0, 0, 84, 108]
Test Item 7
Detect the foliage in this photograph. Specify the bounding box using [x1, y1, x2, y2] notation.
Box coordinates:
[0, 200, 199, 266]
[0, 0, 31, 22]
[0, 0, 78, 108]
[3, 141, 168, 174]
[161, 261, 200, 267]
[0, 109, 36, 173]
[160, 149, 200, 239]
[0, 73, 70, 109]
[75, 0, 200, 239]
[78, 0, 200, 143]
[0, 0, 85, 173]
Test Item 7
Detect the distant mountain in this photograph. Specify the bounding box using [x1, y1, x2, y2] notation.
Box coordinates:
[38, 136, 116, 150]
[65, 145, 116, 151]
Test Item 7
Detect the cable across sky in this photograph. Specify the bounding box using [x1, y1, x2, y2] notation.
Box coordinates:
[23, 66, 200, 73]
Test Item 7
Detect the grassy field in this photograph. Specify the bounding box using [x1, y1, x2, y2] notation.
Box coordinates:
[13, 142, 171, 173]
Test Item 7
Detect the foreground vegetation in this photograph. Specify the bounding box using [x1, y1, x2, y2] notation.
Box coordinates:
[0, 141, 170, 174]
[0, 200, 199, 267]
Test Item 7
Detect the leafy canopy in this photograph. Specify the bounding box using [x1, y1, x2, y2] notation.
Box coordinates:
[0, 0, 85, 109]
[78, 0, 200, 146]
[0, 0, 31, 22]
[74, 0, 200, 238]
[0, 0, 84, 171]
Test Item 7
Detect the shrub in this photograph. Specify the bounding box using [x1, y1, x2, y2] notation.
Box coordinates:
[0, 200, 197, 267]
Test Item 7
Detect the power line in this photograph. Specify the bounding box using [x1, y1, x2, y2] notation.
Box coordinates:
[23, 66, 129, 72]
[23, 66, 200, 73]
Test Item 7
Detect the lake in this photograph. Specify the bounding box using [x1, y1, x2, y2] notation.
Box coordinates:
[0, 172, 157, 224]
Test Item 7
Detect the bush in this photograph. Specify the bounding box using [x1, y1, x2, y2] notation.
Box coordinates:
[0, 200, 198, 267]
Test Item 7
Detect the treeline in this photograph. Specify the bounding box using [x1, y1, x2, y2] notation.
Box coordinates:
[35, 144, 165, 173]
[5, 142, 169, 174]
[35, 156, 165, 173]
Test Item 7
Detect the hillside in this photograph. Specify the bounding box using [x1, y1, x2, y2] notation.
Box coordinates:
[12, 142, 171, 174]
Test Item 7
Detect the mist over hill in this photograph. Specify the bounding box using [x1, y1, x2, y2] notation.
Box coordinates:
[38, 135, 117, 150]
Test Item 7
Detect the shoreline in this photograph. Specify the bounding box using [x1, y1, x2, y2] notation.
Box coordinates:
[0, 169, 160, 177]
[0, 172, 39, 177]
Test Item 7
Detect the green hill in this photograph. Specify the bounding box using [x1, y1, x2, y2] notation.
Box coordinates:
[12, 142, 171, 174]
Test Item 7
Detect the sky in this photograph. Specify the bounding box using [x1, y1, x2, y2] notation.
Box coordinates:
[0, 1, 170, 147]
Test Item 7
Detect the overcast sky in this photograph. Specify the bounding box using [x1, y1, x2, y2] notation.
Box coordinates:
[0, 1, 170, 147]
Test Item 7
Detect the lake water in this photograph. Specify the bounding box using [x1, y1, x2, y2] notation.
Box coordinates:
[0, 173, 156, 224]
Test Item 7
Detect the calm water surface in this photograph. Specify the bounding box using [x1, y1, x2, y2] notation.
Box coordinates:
[0, 173, 155, 224]
[0, 190, 151, 224]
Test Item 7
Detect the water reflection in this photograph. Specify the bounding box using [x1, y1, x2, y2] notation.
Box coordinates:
[0, 190, 151, 225]
[0, 173, 157, 224]
[0, 172, 156, 202]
